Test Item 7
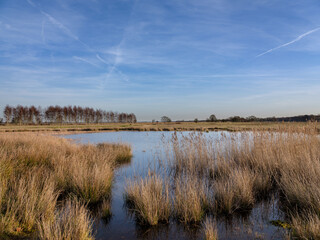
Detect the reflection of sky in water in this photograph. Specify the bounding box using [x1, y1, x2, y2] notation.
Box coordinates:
[63, 131, 286, 240]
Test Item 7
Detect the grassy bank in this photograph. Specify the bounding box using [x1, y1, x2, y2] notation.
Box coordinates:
[124, 123, 320, 239]
[1, 121, 319, 133]
[0, 133, 132, 239]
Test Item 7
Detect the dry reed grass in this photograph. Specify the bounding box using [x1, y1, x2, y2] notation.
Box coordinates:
[125, 171, 171, 226]
[289, 212, 320, 239]
[0, 170, 58, 236]
[53, 145, 115, 205]
[170, 132, 215, 175]
[0, 132, 131, 238]
[214, 168, 255, 214]
[120, 124, 320, 239]
[203, 217, 218, 240]
[173, 174, 210, 223]
[37, 199, 93, 240]
[97, 143, 132, 164]
[127, 123, 320, 238]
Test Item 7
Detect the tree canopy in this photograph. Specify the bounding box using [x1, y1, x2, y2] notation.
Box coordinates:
[161, 116, 172, 122]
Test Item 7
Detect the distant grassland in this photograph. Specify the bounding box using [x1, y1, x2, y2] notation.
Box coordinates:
[1, 121, 320, 133]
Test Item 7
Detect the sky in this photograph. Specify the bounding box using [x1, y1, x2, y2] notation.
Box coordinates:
[1, 0, 320, 121]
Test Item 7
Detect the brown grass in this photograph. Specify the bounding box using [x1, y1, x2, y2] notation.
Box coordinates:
[37, 199, 93, 240]
[0, 132, 131, 238]
[170, 132, 215, 175]
[173, 175, 209, 223]
[289, 212, 320, 239]
[214, 168, 255, 214]
[203, 217, 218, 240]
[125, 171, 171, 226]
[123, 123, 320, 238]
[53, 145, 115, 205]
[97, 143, 132, 164]
[0, 171, 58, 236]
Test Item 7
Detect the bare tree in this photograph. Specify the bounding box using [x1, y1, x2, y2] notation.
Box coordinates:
[4, 105, 12, 124]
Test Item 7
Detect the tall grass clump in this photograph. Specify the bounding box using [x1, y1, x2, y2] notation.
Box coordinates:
[275, 132, 320, 213]
[125, 171, 171, 226]
[169, 132, 215, 175]
[203, 217, 218, 240]
[38, 199, 93, 240]
[173, 175, 210, 223]
[290, 212, 320, 239]
[0, 171, 58, 236]
[214, 168, 255, 214]
[53, 145, 115, 205]
[97, 143, 132, 164]
[0, 133, 131, 238]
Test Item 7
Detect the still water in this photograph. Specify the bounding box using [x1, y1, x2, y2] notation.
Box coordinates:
[63, 131, 285, 240]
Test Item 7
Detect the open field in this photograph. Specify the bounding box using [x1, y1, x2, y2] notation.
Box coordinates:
[1, 121, 320, 133]
[0, 133, 131, 239]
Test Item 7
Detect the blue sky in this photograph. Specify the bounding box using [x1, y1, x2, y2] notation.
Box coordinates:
[1, 0, 320, 121]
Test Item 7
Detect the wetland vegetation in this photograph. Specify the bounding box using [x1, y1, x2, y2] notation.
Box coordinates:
[1, 123, 320, 239]
[0, 133, 131, 239]
[123, 124, 320, 239]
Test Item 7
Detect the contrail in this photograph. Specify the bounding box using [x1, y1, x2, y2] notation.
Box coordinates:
[27, 0, 36, 7]
[256, 27, 320, 57]
[41, 20, 46, 44]
[41, 10, 92, 50]
[27, 0, 128, 85]
[41, 11, 78, 41]
[73, 56, 100, 68]
[97, 52, 129, 82]
[26, 0, 91, 50]
[96, 54, 109, 65]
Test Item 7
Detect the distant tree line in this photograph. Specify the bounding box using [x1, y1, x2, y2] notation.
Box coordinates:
[200, 114, 320, 123]
[157, 113, 320, 124]
[3, 105, 137, 124]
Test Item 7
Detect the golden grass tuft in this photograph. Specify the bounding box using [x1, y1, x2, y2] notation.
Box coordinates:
[169, 132, 215, 175]
[203, 217, 218, 240]
[97, 143, 132, 164]
[0, 171, 58, 236]
[125, 171, 171, 226]
[37, 199, 93, 240]
[53, 145, 114, 205]
[290, 212, 320, 239]
[214, 168, 255, 214]
[173, 175, 209, 223]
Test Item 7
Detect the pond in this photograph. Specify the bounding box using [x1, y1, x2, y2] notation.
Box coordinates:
[63, 131, 286, 240]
